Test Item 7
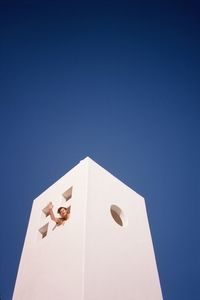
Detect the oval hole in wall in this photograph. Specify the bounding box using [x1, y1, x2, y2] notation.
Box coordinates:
[110, 205, 125, 227]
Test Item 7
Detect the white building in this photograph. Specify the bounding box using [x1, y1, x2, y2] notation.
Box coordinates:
[13, 157, 163, 300]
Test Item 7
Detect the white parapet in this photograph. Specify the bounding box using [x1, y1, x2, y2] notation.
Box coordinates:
[13, 157, 163, 300]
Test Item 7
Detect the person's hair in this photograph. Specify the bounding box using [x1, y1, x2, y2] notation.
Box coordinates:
[57, 207, 68, 215]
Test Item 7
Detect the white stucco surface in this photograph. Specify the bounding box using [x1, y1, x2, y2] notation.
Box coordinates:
[13, 157, 163, 300]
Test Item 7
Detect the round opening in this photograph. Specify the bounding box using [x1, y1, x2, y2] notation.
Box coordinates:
[110, 205, 125, 227]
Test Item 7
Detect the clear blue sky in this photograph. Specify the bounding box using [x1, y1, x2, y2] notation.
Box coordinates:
[0, 1, 199, 299]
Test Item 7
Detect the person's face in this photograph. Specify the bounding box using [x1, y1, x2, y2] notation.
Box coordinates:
[59, 208, 67, 218]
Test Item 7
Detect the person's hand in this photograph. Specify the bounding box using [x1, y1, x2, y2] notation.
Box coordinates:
[48, 202, 53, 210]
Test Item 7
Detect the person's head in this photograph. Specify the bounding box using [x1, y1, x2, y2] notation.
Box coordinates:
[57, 207, 68, 219]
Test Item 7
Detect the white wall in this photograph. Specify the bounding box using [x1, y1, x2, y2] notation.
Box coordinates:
[13, 157, 163, 300]
[84, 159, 163, 300]
[13, 159, 89, 300]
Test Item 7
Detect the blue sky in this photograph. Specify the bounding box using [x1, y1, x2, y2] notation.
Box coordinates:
[0, 1, 199, 299]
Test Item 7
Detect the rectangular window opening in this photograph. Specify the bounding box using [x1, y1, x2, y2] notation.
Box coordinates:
[38, 223, 49, 240]
[62, 186, 73, 202]
[67, 205, 71, 214]
[42, 204, 50, 217]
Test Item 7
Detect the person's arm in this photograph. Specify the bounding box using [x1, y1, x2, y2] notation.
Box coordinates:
[47, 202, 63, 225]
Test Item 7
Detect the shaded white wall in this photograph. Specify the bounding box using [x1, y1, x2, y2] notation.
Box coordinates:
[13, 157, 163, 300]
[84, 159, 163, 300]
